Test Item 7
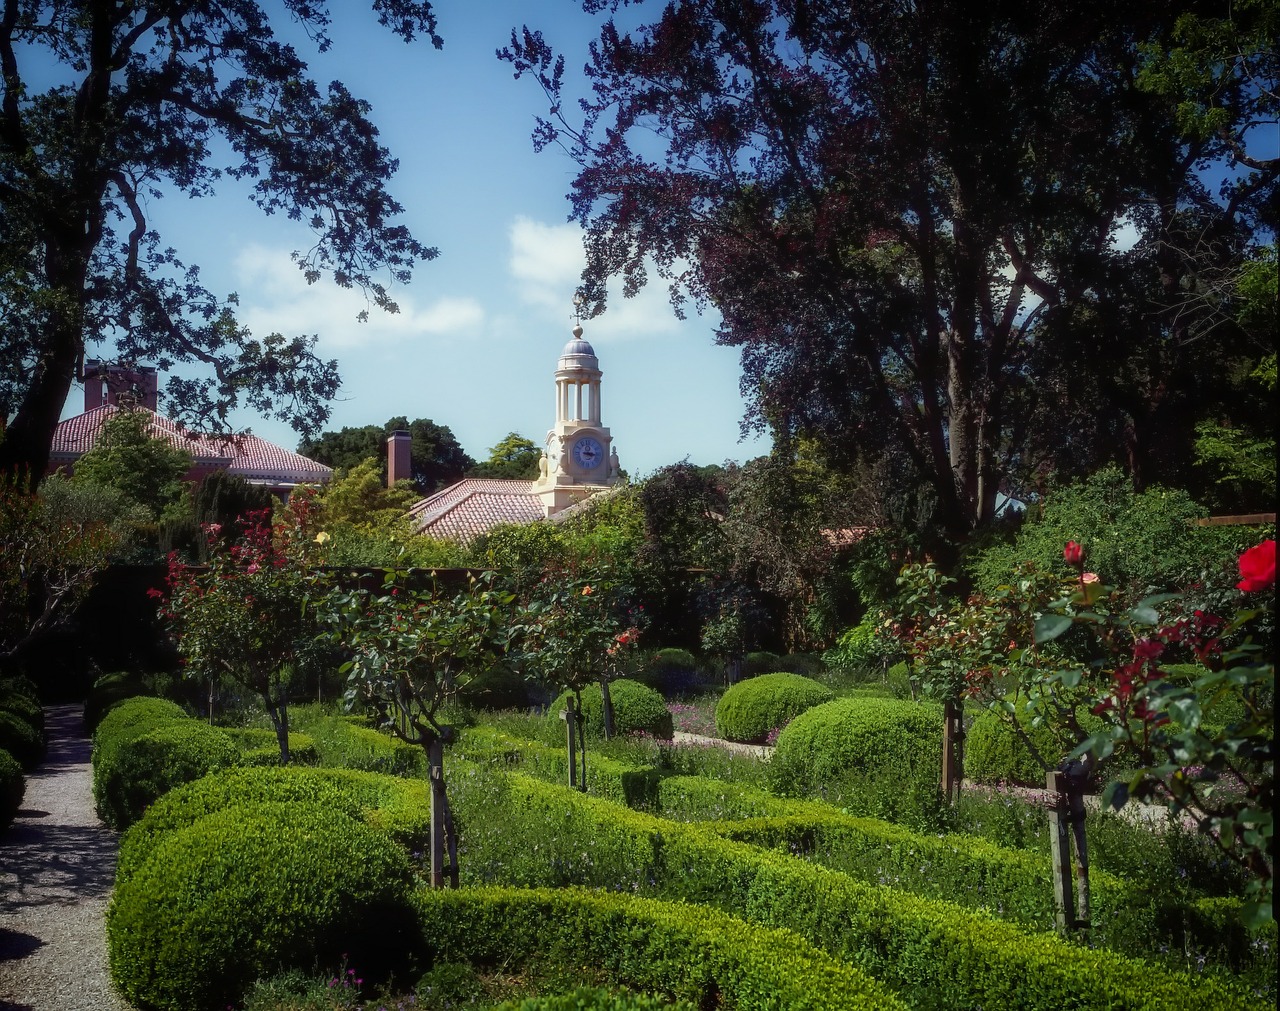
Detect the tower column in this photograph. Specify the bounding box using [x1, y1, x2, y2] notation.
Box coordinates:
[575, 382, 583, 421]
[591, 381, 601, 423]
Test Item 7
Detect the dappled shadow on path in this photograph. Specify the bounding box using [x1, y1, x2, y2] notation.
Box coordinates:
[0, 821, 118, 911]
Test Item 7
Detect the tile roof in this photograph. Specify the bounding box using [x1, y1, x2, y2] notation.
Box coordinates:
[50, 405, 331, 488]
[408, 478, 546, 543]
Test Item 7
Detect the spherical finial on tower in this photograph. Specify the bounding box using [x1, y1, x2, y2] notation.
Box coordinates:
[573, 322, 583, 340]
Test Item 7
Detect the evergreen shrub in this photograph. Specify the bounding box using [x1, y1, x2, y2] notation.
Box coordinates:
[116, 765, 435, 884]
[0, 707, 43, 770]
[484, 775, 1261, 1011]
[82, 671, 154, 735]
[714, 672, 833, 743]
[107, 801, 418, 1011]
[0, 747, 23, 830]
[741, 651, 781, 677]
[95, 720, 240, 829]
[964, 708, 1112, 787]
[636, 648, 700, 694]
[546, 680, 673, 741]
[769, 697, 941, 799]
[223, 728, 321, 767]
[0, 675, 44, 733]
[306, 716, 426, 776]
[492, 987, 695, 1011]
[415, 886, 903, 1011]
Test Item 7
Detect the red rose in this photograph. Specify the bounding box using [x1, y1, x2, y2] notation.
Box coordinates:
[1236, 540, 1276, 593]
[1063, 541, 1084, 565]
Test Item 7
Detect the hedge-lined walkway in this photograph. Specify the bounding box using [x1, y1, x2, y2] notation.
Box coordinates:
[0, 705, 130, 1010]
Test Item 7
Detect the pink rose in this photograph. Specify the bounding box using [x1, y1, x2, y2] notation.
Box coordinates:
[1081, 572, 1099, 584]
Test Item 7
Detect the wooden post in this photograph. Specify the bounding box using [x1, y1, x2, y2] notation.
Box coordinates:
[1046, 770, 1075, 931]
[428, 736, 446, 889]
[600, 679, 615, 740]
[561, 697, 578, 790]
[941, 699, 964, 804]
[1067, 768, 1091, 928]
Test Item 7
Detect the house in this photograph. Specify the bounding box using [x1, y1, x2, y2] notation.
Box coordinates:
[49, 361, 332, 497]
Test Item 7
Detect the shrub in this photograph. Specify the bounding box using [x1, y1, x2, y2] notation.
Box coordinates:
[492, 986, 695, 1011]
[0, 707, 43, 770]
[822, 618, 886, 675]
[116, 765, 438, 885]
[636, 648, 700, 694]
[965, 707, 1114, 787]
[107, 801, 419, 1011]
[305, 716, 426, 776]
[415, 886, 903, 1011]
[0, 747, 23, 830]
[482, 774, 1262, 1011]
[223, 728, 321, 768]
[769, 697, 941, 797]
[0, 675, 44, 734]
[82, 671, 154, 735]
[741, 651, 781, 677]
[546, 681, 674, 741]
[714, 673, 834, 743]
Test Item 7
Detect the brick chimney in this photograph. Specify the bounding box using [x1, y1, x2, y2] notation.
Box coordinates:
[84, 360, 159, 411]
[387, 430, 411, 488]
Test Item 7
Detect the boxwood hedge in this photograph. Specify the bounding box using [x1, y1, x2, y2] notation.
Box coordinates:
[714, 673, 833, 743]
[546, 680, 674, 741]
[223, 728, 321, 767]
[414, 886, 905, 1011]
[305, 715, 426, 776]
[482, 774, 1262, 1011]
[492, 987, 694, 1011]
[768, 696, 942, 800]
[0, 708, 44, 770]
[107, 801, 419, 1011]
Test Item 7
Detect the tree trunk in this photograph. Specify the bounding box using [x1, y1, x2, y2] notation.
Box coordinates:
[265, 694, 291, 766]
[428, 736, 447, 888]
[561, 696, 579, 790]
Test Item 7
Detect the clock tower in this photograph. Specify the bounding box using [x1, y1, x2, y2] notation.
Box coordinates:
[533, 321, 620, 516]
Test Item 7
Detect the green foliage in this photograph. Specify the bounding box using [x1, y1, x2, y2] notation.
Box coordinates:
[966, 468, 1235, 598]
[299, 417, 474, 495]
[714, 673, 833, 743]
[469, 432, 542, 479]
[470, 522, 570, 587]
[71, 409, 193, 523]
[304, 716, 426, 776]
[492, 987, 696, 1011]
[317, 457, 420, 536]
[93, 715, 240, 830]
[107, 801, 418, 1011]
[82, 671, 155, 736]
[740, 651, 781, 676]
[38, 472, 151, 562]
[464, 774, 1261, 1011]
[0, 747, 23, 830]
[822, 617, 891, 675]
[634, 647, 701, 694]
[224, 728, 321, 767]
[415, 886, 903, 1011]
[964, 707, 1108, 787]
[547, 680, 673, 742]
[769, 697, 942, 801]
[1193, 419, 1276, 509]
[0, 709, 43, 770]
[319, 524, 469, 568]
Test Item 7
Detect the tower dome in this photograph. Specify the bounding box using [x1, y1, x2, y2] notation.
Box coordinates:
[558, 324, 599, 370]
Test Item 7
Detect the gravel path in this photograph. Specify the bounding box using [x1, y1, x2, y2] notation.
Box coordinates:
[0, 705, 130, 1011]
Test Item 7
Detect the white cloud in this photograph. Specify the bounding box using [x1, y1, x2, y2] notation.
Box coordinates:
[507, 215, 688, 342]
[232, 245, 484, 349]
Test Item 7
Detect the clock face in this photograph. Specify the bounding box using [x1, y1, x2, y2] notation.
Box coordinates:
[572, 436, 604, 469]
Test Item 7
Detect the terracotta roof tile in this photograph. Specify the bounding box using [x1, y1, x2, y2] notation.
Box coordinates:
[408, 478, 545, 542]
[50, 405, 330, 488]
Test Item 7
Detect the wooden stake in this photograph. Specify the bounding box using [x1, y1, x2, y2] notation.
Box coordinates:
[941, 699, 964, 804]
[561, 697, 578, 790]
[428, 736, 446, 889]
[1046, 769, 1075, 930]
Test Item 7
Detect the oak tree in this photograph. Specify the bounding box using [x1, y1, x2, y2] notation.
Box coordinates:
[0, 1, 443, 488]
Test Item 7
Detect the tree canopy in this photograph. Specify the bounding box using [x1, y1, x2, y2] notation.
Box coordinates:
[503, 0, 1277, 534]
[70, 409, 192, 523]
[298, 416, 473, 494]
[0, 1, 443, 489]
[468, 432, 542, 480]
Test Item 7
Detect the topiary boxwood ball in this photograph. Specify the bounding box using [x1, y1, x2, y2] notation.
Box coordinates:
[547, 680, 674, 741]
[0, 708, 44, 770]
[108, 801, 419, 1011]
[964, 707, 1111, 788]
[94, 720, 240, 830]
[769, 697, 942, 797]
[714, 672, 834, 743]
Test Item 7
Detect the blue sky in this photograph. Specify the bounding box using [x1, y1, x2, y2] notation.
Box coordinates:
[62, 1, 770, 476]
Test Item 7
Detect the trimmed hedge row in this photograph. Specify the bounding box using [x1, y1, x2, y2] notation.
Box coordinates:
[546, 680, 674, 742]
[460, 725, 662, 808]
[305, 716, 426, 776]
[116, 765, 436, 884]
[91, 697, 239, 829]
[964, 707, 1114, 787]
[487, 774, 1262, 1011]
[222, 728, 321, 767]
[82, 671, 153, 736]
[0, 676, 42, 828]
[108, 800, 419, 1011]
[414, 887, 905, 1011]
[492, 987, 694, 1011]
[714, 673, 833, 743]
